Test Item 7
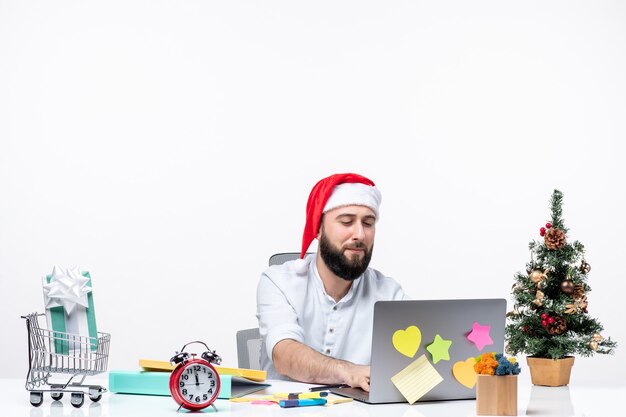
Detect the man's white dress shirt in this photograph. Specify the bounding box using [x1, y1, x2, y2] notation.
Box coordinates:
[256, 254, 407, 379]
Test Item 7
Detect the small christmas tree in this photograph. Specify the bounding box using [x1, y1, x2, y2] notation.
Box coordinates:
[506, 190, 616, 359]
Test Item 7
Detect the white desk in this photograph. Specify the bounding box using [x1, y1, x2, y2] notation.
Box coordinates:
[1, 377, 624, 417]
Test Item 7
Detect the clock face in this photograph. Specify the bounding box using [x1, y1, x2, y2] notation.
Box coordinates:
[176, 362, 219, 407]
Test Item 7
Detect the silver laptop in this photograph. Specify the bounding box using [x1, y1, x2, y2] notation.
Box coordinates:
[331, 299, 506, 404]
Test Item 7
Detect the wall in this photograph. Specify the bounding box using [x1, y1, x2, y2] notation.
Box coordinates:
[1, 1, 624, 383]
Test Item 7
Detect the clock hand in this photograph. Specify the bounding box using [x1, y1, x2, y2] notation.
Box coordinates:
[194, 368, 200, 386]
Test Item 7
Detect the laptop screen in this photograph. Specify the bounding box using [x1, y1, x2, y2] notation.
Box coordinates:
[367, 299, 506, 403]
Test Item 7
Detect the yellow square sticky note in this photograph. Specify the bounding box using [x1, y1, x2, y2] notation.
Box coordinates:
[324, 395, 353, 405]
[391, 354, 443, 404]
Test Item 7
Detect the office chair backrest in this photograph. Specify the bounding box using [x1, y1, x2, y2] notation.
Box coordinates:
[268, 252, 311, 266]
[237, 253, 310, 370]
[236, 328, 262, 370]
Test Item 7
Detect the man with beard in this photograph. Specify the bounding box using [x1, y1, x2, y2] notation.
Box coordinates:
[256, 173, 407, 391]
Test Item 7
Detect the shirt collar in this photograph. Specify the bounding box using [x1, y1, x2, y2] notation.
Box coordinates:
[311, 258, 363, 304]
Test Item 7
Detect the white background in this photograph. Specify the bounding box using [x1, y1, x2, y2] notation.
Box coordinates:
[1, 1, 624, 383]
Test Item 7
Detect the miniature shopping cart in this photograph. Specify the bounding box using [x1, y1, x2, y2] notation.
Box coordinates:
[22, 313, 111, 408]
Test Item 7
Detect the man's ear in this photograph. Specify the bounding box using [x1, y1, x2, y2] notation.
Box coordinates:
[316, 215, 325, 240]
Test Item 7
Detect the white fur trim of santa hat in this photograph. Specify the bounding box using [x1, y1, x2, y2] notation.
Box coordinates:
[322, 182, 382, 218]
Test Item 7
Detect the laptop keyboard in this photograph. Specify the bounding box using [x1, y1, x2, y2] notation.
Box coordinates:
[331, 387, 371, 403]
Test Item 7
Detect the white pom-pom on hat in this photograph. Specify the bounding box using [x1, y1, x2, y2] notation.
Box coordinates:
[294, 257, 311, 275]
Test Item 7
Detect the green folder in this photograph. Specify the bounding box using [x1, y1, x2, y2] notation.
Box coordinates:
[109, 371, 271, 399]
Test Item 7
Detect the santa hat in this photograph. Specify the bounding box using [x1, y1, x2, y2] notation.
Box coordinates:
[294, 173, 381, 274]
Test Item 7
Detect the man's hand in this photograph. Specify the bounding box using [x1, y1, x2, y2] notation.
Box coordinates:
[273, 339, 371, 390]
[338, 363, 371, 392]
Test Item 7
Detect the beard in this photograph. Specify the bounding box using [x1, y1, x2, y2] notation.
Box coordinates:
[318, 231, 373, 281]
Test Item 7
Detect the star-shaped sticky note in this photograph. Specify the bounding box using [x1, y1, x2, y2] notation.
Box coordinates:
[466, 322, 493, 351]
[426, 334, 452, 364]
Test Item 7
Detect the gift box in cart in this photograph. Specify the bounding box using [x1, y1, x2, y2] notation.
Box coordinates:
[22, 312, 111, 407]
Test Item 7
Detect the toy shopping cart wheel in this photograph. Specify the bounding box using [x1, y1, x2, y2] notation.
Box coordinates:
[22, 313, 111, 408]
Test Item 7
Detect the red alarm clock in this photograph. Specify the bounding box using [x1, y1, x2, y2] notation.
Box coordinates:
[169, 341, 222, 412]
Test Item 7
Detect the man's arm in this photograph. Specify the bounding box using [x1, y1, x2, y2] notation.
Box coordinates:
[272, 339, 371, 391]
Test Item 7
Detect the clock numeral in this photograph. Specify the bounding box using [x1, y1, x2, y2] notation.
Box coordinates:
[182, 374, 189, 380]
[182, 389, 187, 395]
[207, 372, 213, 378]
[208, 388, 213, 394]
[179, 381, 185, 388]
[203, 394, 208, 401]
[188, 394, 193, 401]
[210, 380, 215, 387]
[194, 365, 201, 371]
[195, 396, 201, 403]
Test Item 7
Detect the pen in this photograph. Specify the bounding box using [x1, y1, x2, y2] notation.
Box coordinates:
[279, 398, 327, 408]
[287, 391, 328, 399]
[308, 383, 350, 392]
[274, 391, 328, 399]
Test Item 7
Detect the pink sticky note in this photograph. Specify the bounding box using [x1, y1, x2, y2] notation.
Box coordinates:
[251, 400, 277, 405]
[466, 322, 493, 351]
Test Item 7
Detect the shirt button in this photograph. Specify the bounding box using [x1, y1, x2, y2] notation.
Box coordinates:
[329, 328, 334, 333]
[325, 349, 331, 354]
[333, 305, 338, 311]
